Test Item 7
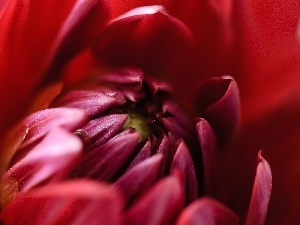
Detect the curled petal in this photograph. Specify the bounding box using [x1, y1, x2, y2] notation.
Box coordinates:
[196, 118, 218, 195]
[43, 0, 111, 83]
[1, 180, 123, 225]
[93, 5, 194, 74]
[196, 76, 240, 145]
[123, 175, 184, 225]
[0, 0, 109, 135]
[245, 151, 272, 225]
[176, 197, 239, 225]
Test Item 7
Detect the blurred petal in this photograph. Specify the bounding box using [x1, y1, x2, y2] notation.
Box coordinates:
[93, 5, 194, 74]
[1, 180, 123, 225]
[195, 76, 240, 145]
[1, 127, 82, 202]
[176, 197, 239, 225]
[123, 175, 184, 225]
[245, 152, 272, 225]
[0, 0, 109, 135]
[0, 108, 87, 175]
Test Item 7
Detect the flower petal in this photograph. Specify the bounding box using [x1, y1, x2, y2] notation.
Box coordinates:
[114, 153, 163, 207]
[51, 90, 117, 117]
[1, 180, 123, 225]
[123, 175, 184, 225]
[196, 118, 218, 195]
[245, 151, 272, 225]
[171, 139, 198, 204]
[195, 76, 240, 145]
[0, 0, 75, 133]
[1, 128, 83, 207]
[93, 5, 194, 74]
[176, 197, 239, 225]
[2, 128, 82, 194]
[77, 132, 140, 181]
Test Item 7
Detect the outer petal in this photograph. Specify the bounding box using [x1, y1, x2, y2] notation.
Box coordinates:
[1, 180, 123, 225]
[93, 5, 194, 74]
[195, 76, 240, 145]
[176, 197, 239, 225]
[1, 128, 83, 206]
[123, 175, 184, 225]
[245, 151, 272, 225]
[0, 0, 109, 135]
[0, 108, 88, 176]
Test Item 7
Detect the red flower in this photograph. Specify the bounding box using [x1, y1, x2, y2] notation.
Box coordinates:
[2, 0, 299, 224]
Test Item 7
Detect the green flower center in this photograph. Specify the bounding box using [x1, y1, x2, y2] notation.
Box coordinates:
[123, 110, 152, 141]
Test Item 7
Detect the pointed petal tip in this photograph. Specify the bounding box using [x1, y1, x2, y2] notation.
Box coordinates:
[246, 151, 272, 225]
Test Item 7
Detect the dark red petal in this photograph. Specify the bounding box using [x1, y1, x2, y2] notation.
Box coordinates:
[51, 90, 117, 117]
[114, 153, 163, 207]
[171, 139, 198, 204]
[96, 67, 144, 92]
[245, 151, 272, 225]
[196, 118, 218, 195]
[195, 76, 240, 145]
[123, 175, 184, 225]
[1, 180, 123, 225]
[176, 197, 239, 225]
[80, 114, 128, 147]
[128, 138, 152, 168]
[93, 5, 194, 74]
[78, 133, 140, 180]
[2, 128, 82, 197]
[45, 0, 110, 80]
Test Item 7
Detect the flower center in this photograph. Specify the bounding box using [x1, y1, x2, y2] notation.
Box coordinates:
[122, 109, 152, 141]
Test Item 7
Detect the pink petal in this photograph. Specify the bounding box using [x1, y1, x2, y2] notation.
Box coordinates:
[51, 90, 117, 117]
[23, 108, 87, 144]
[1, 180, 123, 225]
[171, 139, 198, 204]
[5, 108, 87, 169]
[196, 118, 218, 195]
[176, 197, 239, 225]
[114, 154, 163, 207]
[123, 175, 184, 225]
[245, 151, 272, 225]
[195, 76, 240, 145]
[93, 5, 194, 74]
[2, 128, 82, 197]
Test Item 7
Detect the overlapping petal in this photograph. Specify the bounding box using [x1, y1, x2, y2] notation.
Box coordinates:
[0, 180, 123, 225]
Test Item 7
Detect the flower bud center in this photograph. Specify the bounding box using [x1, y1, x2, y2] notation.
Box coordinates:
[123, 109, 152, 141]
